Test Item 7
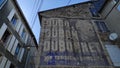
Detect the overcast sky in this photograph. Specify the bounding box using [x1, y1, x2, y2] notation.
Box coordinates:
[17, 0, 89, 43]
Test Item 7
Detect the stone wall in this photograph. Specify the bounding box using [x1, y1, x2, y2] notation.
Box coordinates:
[40, 3, 92, 19]
[39, 17, 110, 67]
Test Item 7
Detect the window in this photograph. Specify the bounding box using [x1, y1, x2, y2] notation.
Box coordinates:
[1, 29, 11, 43]
[10, 63, 15, 68]
[0, 0, 7, 9]
[15, 44, 20, 56]
[11, 15, 17, 26]
[117, 5, 120, 12]
[90, 8, 100, 17]
[93, 0, 106, 12]
[21, 29, 26, 40]
[94, 21, 109, 32]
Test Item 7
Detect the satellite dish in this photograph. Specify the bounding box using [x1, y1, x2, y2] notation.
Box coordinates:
[109, 33, 118, 41]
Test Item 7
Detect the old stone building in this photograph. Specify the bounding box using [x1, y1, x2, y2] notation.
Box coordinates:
[38, 1, 115, 68]
[90, 0, 120, 67]
[0, 0, 38, 68]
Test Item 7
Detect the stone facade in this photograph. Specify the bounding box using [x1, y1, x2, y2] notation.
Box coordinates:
[40, 3, 92, 19]
[38, 2, 112, 68]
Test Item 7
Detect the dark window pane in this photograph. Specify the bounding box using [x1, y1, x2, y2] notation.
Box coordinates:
[15, 44, 20, 56]
[93, 0, 106, 12]
[90, 8, 99, 17]
[1, 29, 11, 43]
[10, 63, 15, 68]
[21, 29, 26, 40]
[21, 31, 25, 38]
[94, 21, 109, 32]
[11, 16, 17, 26]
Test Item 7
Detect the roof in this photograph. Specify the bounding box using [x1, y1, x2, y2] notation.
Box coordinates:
[11, 0, 38, 49]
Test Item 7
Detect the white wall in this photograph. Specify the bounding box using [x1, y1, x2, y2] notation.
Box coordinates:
[0, 23, 7, 39]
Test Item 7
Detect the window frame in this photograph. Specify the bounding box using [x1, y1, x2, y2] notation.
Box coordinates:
[1, 29, 11, 44]
[0, 0, 7, 9]
[15, 43, 21, 57]
[11, 15, 18, 27]
[21, 29, 27, 40]
[89, 7, 100, 17]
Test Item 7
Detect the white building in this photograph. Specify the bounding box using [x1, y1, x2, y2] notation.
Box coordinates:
[0, 0, 38, 68]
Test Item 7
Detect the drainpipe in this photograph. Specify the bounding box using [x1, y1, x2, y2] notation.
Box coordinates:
[24, 50, 30, 68]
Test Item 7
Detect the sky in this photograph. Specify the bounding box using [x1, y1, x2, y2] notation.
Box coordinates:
[17, 0, 89, 43]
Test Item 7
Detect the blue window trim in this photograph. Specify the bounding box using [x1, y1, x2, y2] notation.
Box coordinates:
[0, 0, 7, 9]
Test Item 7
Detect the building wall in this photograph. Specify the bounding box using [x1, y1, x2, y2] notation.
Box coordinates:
[0, 0, 13, 25]
[37, 0, 120, 67]
[39, 17, 111, 67]
[0, 2, 25, 67]
[101, 1, 120, 36]
[0, 0, 37, 68]
[39, 3, 92, 19]
[91, 0, 120, 67]
[100, 0, 116, 18]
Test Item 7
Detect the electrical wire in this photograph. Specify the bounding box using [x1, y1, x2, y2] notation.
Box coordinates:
[31, 0, 43, 29]
[67, 0, 72, 5]
[31, 0, 73, 29]
[30, 0, 40, 28]
[29, 0, 39, 25]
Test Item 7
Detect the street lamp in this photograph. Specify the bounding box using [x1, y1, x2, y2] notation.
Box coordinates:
[22, 46, 37, 51]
